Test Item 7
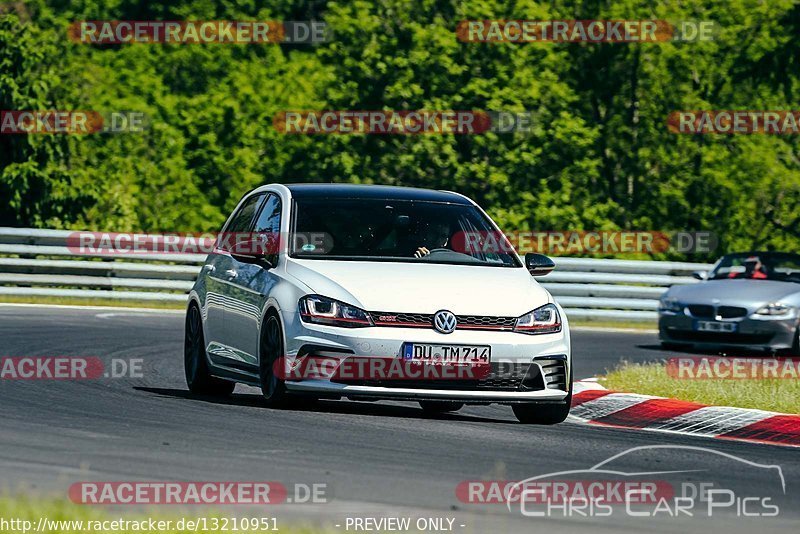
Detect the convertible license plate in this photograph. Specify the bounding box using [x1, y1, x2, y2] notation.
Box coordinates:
[402, 343, 491, 365]
[694, 320, 738, 333]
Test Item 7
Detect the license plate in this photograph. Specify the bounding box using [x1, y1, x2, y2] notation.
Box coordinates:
[694, 320, 738, 333]
[402, 343, 491, 365]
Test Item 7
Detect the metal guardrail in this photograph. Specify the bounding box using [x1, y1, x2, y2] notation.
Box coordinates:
[0, 227, 713, 322]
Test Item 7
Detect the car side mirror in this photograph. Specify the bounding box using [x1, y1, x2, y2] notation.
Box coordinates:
[692, 271, 707, 281]
[230, 238, 276, 269]
[525, 253, 555, 276]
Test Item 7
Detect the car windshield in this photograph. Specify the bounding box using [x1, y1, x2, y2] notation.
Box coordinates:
[708, 252, 800, 282]
[291, 197, 520, 267]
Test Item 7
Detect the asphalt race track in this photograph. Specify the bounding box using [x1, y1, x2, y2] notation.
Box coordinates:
[1, 304, 798, 533]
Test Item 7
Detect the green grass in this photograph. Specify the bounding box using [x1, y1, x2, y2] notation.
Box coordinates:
[604, 362, 800, 414]
[0, 496, 316, 533]
[0, 295, 185, 310]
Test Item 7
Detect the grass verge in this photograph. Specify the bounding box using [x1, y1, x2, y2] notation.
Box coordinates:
[0, 296, 185, 310]
[604, 362, 800, 414]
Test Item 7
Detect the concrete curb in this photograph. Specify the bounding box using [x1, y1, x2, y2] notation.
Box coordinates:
[570, 380, 800, 448]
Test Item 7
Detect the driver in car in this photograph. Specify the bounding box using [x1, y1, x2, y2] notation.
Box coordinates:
[414, 222, 451, 258]
[730, 256, 768, 279]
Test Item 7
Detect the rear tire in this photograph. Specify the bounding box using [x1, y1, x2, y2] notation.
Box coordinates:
[512, 393, 572, 424]
[259, 313, 289, 408]
[419, 401, 464, 413]
[184, 304, 235, 396]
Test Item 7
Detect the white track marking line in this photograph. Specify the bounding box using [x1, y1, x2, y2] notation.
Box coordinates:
[570, 393, 656, 420]
[651, 406, 777, 436]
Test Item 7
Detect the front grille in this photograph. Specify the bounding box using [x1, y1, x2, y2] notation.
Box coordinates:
[370, 312, 433, 327]
[687, 304, 748, 319]
[687, 305, 714, 318]
[669, 330, 774, 345]
[717, 306, 748, 319]
[369, 311, 517, 331]
[332, 361, 532, 391]
[458, 315, 516, 330]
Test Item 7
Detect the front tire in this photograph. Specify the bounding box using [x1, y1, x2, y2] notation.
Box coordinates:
[512, 393, 572, 424]
[787, 327, 800, 357]
[259, 313, 289, 407]
[184, 304, 235, 396]
[419, 401, 464, 413]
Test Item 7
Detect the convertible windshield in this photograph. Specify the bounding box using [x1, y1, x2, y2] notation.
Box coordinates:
[708, 252, 800, 282]
[291, 198, 520, 267]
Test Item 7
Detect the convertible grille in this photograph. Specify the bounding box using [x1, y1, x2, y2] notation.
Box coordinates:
[687, 304, 748, 319]
[687, 305, 714, 318]
[370, 311, 517, 331]
[718, 306, 748, 319]
[669, 331, 774, 345]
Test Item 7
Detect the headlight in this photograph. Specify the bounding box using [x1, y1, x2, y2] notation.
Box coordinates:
[754, 303, 794, 316]
[659, 297, 683, 313]
[514, 304, 562, 335]
[299, 295, 373, 328]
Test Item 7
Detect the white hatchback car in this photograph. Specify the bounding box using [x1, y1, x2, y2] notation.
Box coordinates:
[185, 184, 572, 424]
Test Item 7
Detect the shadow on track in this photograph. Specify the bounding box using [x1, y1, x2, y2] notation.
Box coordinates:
[134, 386, 512, 424]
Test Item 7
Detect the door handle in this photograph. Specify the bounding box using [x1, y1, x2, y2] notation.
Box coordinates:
[225, 269, 238, 279]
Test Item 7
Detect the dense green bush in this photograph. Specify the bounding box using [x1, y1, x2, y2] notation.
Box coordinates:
[1, 0, 798, 260]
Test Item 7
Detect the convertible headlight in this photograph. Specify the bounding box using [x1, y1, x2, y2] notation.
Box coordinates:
[754, 303, 794, 317]
[514, 304, 562, 335]
[299, 295, 373, 328]
[659, 297, 683, 313]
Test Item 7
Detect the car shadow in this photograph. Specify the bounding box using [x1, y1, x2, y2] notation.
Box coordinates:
[134, 386, 514, 423]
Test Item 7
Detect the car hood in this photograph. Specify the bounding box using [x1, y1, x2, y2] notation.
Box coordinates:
[667, 279, 800, 307]
[285, 259, 551, 316]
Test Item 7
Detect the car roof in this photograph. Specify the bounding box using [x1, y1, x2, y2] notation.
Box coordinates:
[283, 183, 472, 205]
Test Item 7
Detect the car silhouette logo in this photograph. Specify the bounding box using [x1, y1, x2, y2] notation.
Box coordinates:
[433, 310, 457, 334]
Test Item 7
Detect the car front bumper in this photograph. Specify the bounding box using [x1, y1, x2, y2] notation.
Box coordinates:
[280, 310, 572, 404]
[659, 312, 797, 351]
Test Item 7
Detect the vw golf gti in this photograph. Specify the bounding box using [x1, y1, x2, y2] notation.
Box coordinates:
[185, 184, 572, 424]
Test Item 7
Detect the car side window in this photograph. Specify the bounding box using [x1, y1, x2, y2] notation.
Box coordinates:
[253, 194, 282, 234]
[252, 194, 282, 264]
[219, 194, 265, 251]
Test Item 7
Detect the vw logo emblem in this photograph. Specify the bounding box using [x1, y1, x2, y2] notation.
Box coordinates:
[433, 310, 457, 334]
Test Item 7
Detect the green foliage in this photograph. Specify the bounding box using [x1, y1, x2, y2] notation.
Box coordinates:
[0, 0, 798, 259]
